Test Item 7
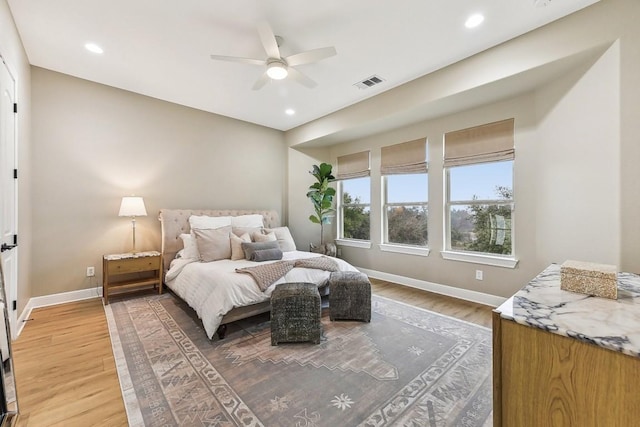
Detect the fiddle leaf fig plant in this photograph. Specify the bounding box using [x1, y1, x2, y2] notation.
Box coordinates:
[307, 163, 336, 245]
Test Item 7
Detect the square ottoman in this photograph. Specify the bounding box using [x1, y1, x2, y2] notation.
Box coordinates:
[329, 271, 371, 322]
[271, 282, 322, 345]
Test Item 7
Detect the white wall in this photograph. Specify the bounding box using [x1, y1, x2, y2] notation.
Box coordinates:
[325, 44, 619, 299]
[30, 68, 286, 297]
[287, 0, 634, 298]
[0, 0, 32, 313]
[534, 42, 620, 267]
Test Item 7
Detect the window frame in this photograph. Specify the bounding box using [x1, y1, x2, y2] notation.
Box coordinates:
[336, 178, 372, 248]
[442, 160, 518, 268]
[379, 174, 430, 256]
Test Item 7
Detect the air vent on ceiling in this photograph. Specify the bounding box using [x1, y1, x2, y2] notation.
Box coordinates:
[354, 75, 386, 90]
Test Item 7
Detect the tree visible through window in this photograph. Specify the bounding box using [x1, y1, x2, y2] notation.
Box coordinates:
[384, 174, 428, 246]
[447, 161, 513, 256]
[340, 177, 370, 240]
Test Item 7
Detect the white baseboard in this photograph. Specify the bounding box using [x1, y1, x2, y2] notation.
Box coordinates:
[14, 269, 505, 337]
[16, 287, 103, 337]
[357, 267, 506, 307]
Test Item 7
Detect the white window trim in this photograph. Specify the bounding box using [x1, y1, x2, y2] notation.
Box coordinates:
[379, 243, 430, 257]
[444, 162, 515, 259]
[441, 250, 518, 268]
[381, 174, 429, 250]
[337, 179, 371, 242]
[336, 238, 372, 249]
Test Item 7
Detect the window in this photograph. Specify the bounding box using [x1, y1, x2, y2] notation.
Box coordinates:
[447, 161, 513, 255]
[443, 119, 516, 261]
[381, 138, 428, 248]
[384, 174, 428, 246]
[340, 177, 370, 240]
[336, 151, 371, 243]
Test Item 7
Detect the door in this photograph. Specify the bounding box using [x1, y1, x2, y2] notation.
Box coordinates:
[0, 57, 17, 339]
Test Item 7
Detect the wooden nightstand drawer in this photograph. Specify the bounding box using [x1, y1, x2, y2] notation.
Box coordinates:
[108, 256, 160, 274]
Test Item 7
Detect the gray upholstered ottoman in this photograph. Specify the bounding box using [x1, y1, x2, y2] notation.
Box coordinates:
[329, 271, 371, 322]
[270, 282, 322, 345]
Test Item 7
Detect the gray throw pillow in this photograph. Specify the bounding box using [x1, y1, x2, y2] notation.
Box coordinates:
[241, 240, 280, 261]
[250, 248, 283, 262]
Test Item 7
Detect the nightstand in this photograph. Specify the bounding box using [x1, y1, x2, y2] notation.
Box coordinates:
[102, 251, 162, 304]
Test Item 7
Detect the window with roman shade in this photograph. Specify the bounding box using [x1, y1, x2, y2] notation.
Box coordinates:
[444, 118, 514, 167]
[380, 139, 429, 250]
[336, 151, 370, 180]
[336, 151, 371, 241]
[443, 118, 516, 265]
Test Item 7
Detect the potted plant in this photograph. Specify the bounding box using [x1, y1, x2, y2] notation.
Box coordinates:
[307, 163, 337, 256]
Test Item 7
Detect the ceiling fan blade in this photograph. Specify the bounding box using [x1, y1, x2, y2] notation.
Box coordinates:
[257, 22, 281, 59]
[285, 46, 337, 67]
[287, 67, 317, 88]
[210, 55, 264, 66]
[252, 72, 270, 90]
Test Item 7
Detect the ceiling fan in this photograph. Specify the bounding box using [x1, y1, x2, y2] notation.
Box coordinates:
[210, 22, 337, 90]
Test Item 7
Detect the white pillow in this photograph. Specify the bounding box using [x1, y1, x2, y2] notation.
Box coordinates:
[264, 227, 297, 252]
[189, 215, 232, 230]
[230, 233, 251, 260]
[179, 233, 199, 260]
[193, 226, 232, 262]
[252, 231, 277, 243]
[231, 214, 264, 228]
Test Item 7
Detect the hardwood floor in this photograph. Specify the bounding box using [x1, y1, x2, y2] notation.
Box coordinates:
[12, 299, 128, 427]
[11, 279, 493, 426]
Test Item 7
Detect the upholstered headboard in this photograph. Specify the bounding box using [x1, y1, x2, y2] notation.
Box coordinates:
[158, 209, 280, 277]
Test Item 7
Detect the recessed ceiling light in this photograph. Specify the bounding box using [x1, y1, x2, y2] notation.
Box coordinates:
[84, 43, 104, 54]
[285, 109, 295, 116]
[465, 13, 485, 29]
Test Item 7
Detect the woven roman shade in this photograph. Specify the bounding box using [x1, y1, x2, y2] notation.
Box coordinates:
[381, 138, 427, 175]
[336, 151, 370, 180]
[444, 118, 515, 167]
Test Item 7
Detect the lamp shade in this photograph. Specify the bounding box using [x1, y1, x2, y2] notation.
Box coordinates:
[118, 196, 147, 217]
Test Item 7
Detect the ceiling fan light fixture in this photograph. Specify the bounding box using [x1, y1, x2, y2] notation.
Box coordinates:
[267, 61, 288, 80]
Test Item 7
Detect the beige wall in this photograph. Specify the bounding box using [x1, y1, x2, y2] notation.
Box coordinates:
[30, 68, 285, 297]
[6, 0, 639, 305]
[0, 0, 32, 314]
[288, 0, 634, 298]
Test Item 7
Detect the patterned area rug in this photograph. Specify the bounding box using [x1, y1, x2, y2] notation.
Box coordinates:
[105, 292, 493, 427]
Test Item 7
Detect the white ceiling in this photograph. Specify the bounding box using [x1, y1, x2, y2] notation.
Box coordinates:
[8, 0, 599, 132]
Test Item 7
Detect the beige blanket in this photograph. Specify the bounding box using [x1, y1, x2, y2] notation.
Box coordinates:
[236, 256, 340, 291]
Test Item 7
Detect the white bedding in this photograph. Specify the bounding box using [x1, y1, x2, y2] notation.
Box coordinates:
[165, 251, 359, 339]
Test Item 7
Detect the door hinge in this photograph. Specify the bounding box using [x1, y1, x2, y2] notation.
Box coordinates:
[13, 103, 17, 114]
[13, 169, 17, 179]
[12, 301, 16, 311]
[13, 234, 17, 245]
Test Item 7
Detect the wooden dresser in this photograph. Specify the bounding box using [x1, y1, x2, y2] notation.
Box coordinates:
[493, 264, 640, 427]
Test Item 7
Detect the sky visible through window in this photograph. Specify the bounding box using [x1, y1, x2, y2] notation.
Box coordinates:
[341, 160, 512, 203]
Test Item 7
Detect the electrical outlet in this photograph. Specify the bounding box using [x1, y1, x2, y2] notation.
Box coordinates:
[86, 266, 95, 277]
[475, 270, 483, 280]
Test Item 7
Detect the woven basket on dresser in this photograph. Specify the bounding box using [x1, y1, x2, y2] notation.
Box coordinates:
[328, 271, 371, 322]
[270, 282, 322, 345]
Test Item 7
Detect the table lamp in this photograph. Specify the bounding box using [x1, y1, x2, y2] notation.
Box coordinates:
[119, 196, 147, 252]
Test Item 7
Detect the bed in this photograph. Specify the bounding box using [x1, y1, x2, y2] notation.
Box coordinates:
[159, 209, 359, 339]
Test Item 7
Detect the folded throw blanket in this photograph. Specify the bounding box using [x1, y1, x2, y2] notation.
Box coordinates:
[236, 256, 340, 291]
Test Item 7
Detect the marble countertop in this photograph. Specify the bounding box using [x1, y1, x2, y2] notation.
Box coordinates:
[496, 263, 640, 358]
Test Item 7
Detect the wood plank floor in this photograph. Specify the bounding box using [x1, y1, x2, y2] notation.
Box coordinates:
[11, 279, 493, 426]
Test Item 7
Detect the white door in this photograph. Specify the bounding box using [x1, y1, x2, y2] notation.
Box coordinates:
[0, 57, 17, 339]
